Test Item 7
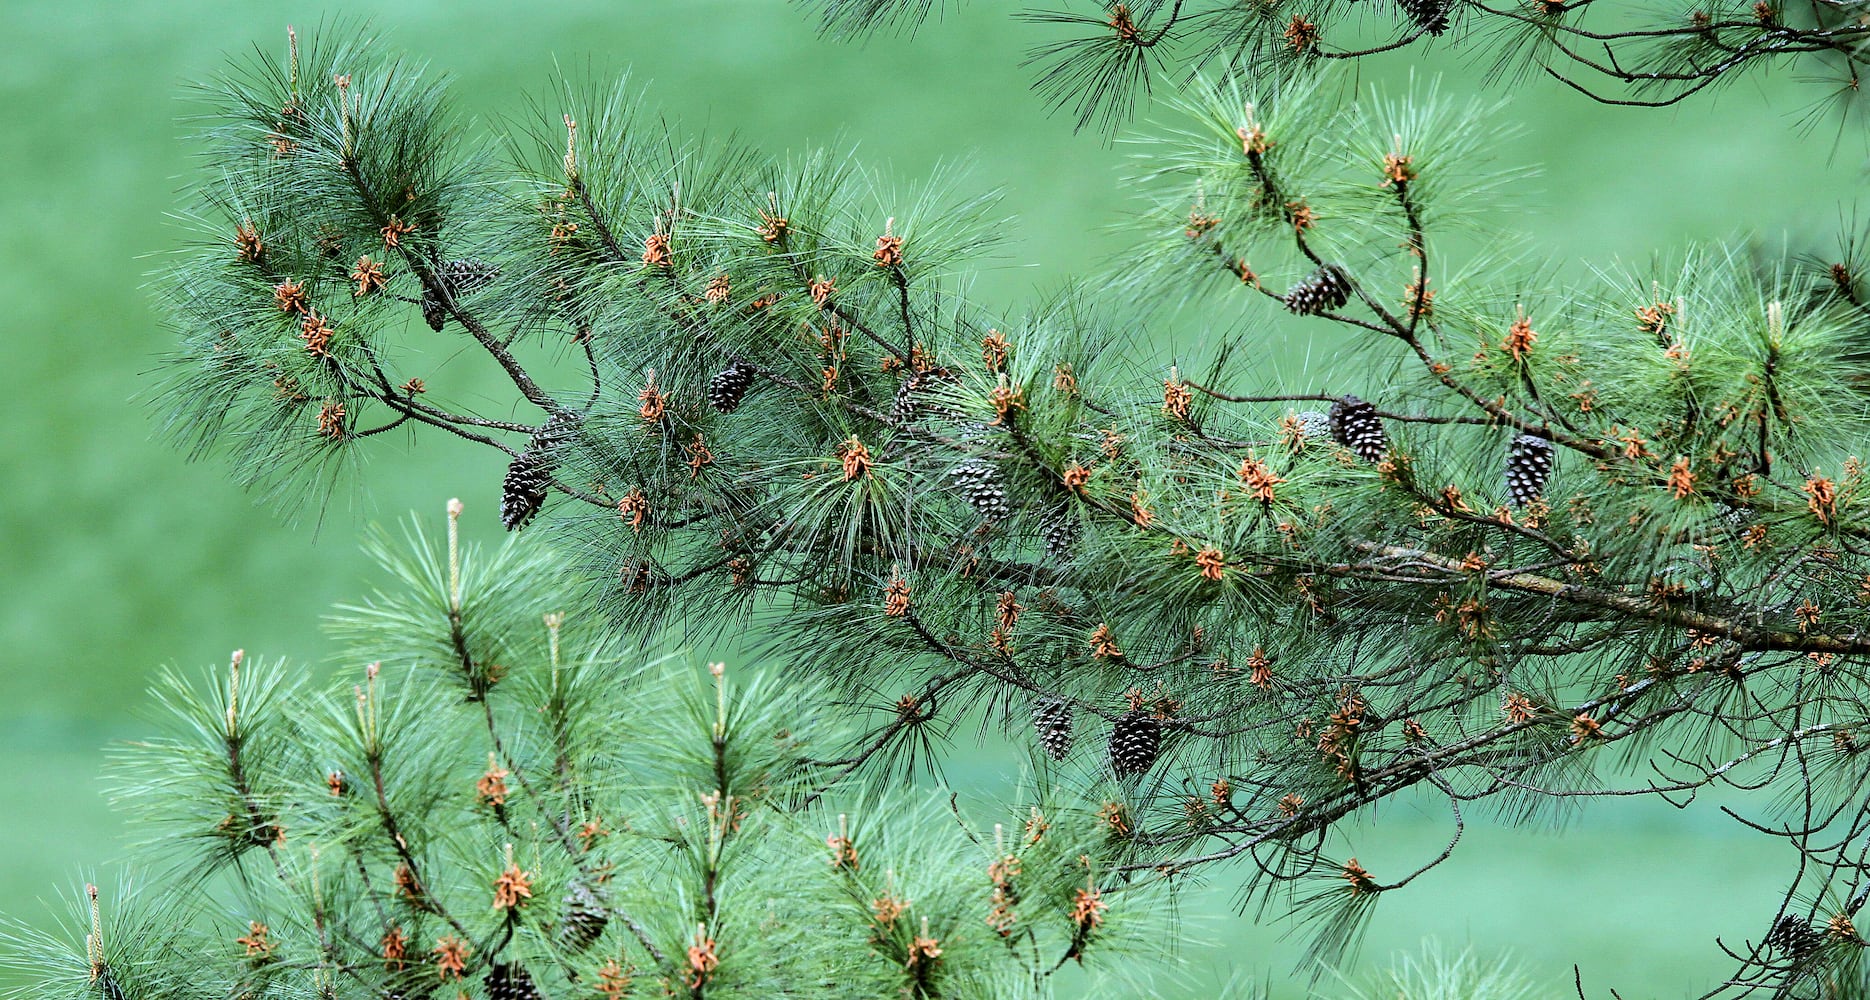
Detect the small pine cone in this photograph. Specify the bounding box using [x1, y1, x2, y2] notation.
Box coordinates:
[889, 374, 922, 424]
[557, 879, 609, 953]
[1765, 914, 1820, 959]
[1293, 409, 1331, 441]
[484, 962, 543, 1000]
[1715, 502, 1756, 529]
[500, 454, 552, 531]
[1504, 433, 1554, 506]
[708, 360, 755, 414]
[1281, 265, 1352, 316]
[908, 365, 965, 422]
[1396, 0, 1450, 34]
[501, 414, 579, 531]
[532, 411, 580, 453]
[1031, 698, 1074, 761]
[421, 294, 448, 332]
[1041, 509, 1080, 563]
[949, 460, 1013, 522]
[439, 257, 501, 295]
[1328, 395, 1388, 463]
[1109, 710, 1162, 778]
[420, 258, 501, 331]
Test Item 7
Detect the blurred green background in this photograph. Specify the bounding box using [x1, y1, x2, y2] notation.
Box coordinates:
[0, 1, 1860, 995]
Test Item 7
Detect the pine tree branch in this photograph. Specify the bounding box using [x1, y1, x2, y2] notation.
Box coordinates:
[1180, 382, 1494, 425]
[799, 666, 972, 808]
[1346, 542, 1870, 654]
[365, 754, 470, 940]
[475, 695, 671, 970]
[336, 155, 564, 416]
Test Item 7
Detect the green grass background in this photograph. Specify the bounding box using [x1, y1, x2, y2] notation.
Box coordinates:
[0, 1, 1860, 995]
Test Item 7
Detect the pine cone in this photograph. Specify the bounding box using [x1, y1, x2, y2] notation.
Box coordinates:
[421, 295, 448, 333]
[708, 360, 755, 414]
[501, 413, 579, 531]
[1041, 509, 1080, 562]
[557, 878, 609, 953]
[1396, 0, 1451, 34]
[1504, 433, 1554, 506]
[1765, 914, 1821, 959]
[891, 366, 964, 426]
[1031, 698, 1073, 761]
[1109, 710, 1162, 778]
[420, 258, 501, 331]
[1281, 265, 1352, 316]
[1293, 409, 1331, 442]
[1328, 395, 1388, 464]
[440, 258, 501, 294]
[484, 962, 543, 1000]
[1723, 503, 1756, 529]
[500, 455, 551, 532]
[949, 460, 1013, 523]
[889, 374, 922, 424]
[533, 411, 580, 452]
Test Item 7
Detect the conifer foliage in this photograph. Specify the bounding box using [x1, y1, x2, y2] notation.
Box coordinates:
[1, 505, 1164, 999]
[804, 0, 1870, 130]
[136, 24, 1870, 993]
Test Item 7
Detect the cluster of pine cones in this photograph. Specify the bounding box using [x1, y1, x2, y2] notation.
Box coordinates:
[1015, 398, 1557, 769]
[1300, 396, 1554, 506]
[1030, 698, 1163, 778]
